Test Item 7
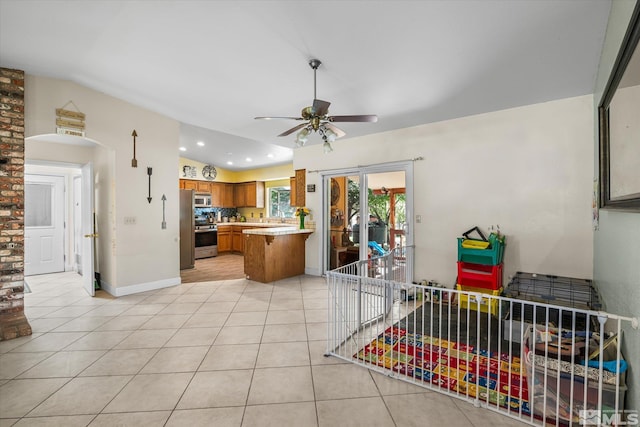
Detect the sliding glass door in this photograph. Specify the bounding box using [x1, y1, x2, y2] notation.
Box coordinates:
[322, 161, 413, 275]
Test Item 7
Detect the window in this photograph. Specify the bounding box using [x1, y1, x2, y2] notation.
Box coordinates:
[269, 187, 295, 218]
[25, 183, 53, 227]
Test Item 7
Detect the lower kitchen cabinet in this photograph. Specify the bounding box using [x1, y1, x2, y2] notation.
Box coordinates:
[217, 228, 232, 252]
[232, 226, 247, 253]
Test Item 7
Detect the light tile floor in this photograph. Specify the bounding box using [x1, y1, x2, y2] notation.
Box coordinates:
[0, 272, 529, 426]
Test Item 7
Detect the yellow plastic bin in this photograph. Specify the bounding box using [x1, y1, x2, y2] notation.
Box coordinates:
[457, 285, 502, 317]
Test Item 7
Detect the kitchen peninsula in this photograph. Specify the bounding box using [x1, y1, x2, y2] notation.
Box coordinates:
[243, 227, 313, 283]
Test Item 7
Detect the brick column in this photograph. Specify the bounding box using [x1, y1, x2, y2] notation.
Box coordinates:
[0, 67, 31, 341]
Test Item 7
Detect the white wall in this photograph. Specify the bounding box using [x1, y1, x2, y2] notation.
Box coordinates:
[24, 75, 181, 294]
[296, 95, 594, 286]
[593, 0, 640, 410]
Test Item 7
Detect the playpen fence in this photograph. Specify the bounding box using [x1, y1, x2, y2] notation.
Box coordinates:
[326, 248, 638, 427]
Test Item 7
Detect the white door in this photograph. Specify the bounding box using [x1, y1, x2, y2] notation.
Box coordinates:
[24, 174, 65, 276]
[81, 163, 95, 296]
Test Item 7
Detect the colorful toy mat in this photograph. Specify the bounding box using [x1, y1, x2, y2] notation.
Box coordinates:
[355, 326, 531, 415]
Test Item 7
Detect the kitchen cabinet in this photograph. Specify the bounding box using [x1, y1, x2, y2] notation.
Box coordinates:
[209, 182, 235, 208]
[290, 177, 296, 207]
[210, 182, 223, 207]
[182, 179, 198, 190]
[290, 169, 306, 207]
[234, 181, 265, 208]
[180, 179, 211, 193]
[196, 181, 211, 192]
[234, 184, 246, 208]
[232, 226, 247, 253]
[180, 180, 264, 208]
[217, 226, 232, 252]
[223, 184, 235, 207]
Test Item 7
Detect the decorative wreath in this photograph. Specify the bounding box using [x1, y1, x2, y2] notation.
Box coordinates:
[202, 165, 217, 180]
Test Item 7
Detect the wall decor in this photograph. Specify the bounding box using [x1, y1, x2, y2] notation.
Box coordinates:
[599, 1, 640, 211]
[182, 165, 197, 178]
[131, 129, 138, 168]
[147, 167, 153, 203]
[161, 194, 167, 229]
[202, 164, 217, 180]
[55, 101, 85, 137]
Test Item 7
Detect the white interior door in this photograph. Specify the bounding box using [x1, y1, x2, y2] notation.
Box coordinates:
[24, 174, 65, 276]
[81, 163, 95, 296]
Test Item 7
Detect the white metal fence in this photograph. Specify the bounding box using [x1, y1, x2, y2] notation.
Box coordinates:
[326, 248, 638, 426]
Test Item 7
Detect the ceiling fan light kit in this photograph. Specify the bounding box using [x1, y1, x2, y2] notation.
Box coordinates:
[255, 58, 377, 152]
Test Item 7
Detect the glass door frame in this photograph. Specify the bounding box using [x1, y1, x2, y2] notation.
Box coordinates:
[320, 160, 414, 276]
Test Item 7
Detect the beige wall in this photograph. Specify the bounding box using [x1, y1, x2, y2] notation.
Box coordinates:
[24, 75, 181, 294]
[592, 0, 640, 409]
[296, 95, 594, 284]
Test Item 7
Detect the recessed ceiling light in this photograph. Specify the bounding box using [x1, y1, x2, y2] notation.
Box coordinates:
[246, 157, 252, 162]
[179, 147, 186, 151]
[197, 141, 205, 147]
[267, 153, 274, 158]
[227, 161, 233, 165]
[227, 152, 232, 156]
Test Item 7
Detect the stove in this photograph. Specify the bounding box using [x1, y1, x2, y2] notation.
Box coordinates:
[194, 224, 218, 259]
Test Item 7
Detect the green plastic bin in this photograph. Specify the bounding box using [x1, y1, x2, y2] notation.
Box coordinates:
[457, 235, 505, 265]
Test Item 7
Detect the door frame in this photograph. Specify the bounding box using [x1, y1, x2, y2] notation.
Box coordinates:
[320, 160, 414, 276]
[25, 159, 96, 296]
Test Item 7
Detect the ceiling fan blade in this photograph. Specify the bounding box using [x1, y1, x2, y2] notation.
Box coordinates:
[311, 99, 331, 116]
[278, 123, 308, 137]
[324, 122, 346, 138]
[255, 116, 304, 120]
[329, 114, 378, 123]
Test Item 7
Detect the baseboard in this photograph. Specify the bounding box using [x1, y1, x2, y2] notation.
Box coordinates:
[304, 267, 321, 276]
[99, 277, 180, 297]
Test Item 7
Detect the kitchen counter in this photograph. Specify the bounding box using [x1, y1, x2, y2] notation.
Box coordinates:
[243, 227, 313, 236]
[243, 228, 313, 283]
[216, 222, 295, 228]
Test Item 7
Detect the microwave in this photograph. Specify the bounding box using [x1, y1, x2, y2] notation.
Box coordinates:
[194, 192, 212, 208]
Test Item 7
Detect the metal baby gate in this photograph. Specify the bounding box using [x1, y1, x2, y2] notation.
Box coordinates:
[326, 247, 638, 427]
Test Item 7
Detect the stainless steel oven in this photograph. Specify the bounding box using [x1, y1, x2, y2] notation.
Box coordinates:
[195, 224, 218, 259]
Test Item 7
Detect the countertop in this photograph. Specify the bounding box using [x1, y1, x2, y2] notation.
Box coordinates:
[216, 222, 292, 228]
[243, 227, 314, 236]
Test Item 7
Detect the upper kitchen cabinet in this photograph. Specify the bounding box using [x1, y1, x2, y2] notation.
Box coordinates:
[210, 182, 224, 207]
[209, 182, 236, 208]
[235, 181, 265, 208]
[196, 181, 211, 193]
[293, 169, 306, 207]
[182, 179, 198, 190]
[223, 184, 235, 207]
[180, 179, 211, 193]
[290, 176, 296, 207]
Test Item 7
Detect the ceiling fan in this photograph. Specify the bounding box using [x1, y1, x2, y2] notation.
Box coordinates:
[255, 59, 378, 152]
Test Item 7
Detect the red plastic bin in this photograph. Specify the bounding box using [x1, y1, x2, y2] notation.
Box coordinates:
[457, 261, 503, 290]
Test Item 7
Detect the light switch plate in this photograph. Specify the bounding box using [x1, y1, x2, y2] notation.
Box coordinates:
[416, 215, 422, 223]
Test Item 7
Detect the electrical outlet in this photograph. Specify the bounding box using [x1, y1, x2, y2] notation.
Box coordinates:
[124, 216, 137, 225]
[416, 215, 422, 223]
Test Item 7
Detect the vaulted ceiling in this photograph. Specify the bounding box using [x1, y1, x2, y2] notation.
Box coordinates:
[0, 0, 611, 170]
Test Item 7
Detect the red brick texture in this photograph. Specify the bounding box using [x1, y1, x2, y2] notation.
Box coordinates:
[0, 67, 31, 340]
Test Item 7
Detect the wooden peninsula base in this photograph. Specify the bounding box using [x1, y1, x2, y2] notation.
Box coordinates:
[243, 228, 313, 283]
